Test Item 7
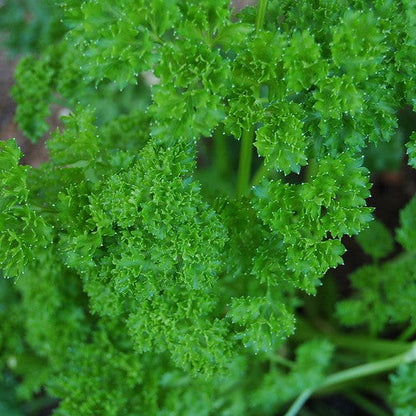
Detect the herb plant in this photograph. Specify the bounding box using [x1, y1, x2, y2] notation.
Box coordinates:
[1, 0, 416, 415]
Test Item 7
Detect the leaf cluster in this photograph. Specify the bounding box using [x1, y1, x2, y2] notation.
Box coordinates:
[0, 0, 416, 415]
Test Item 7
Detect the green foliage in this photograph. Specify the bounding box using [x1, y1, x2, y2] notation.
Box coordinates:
[397, 194, 416, 251]
[228, 295, 295, 353]
[0, 140, 52, 278]
[0, 0, 65, 55]
[255, 101, 308, 174]
[406, 132, 416, 168]
[253, 153, 372, 293]
[337, 197, 416, 333]
[336, 256, 416, 333]
[356, 219, 395, 261]
[12, 56, 55, 141]
[1, 0, 416, 415]
[251, 339, 334, 413]
[291, 339, 334, 390]
[390, 363, 416, 416]
[0, 372, 25, 416]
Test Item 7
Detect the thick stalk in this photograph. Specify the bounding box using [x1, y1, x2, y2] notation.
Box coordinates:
[399, 321, 416, 341]
[213, 128, 229, 178]
[237, 127, 255, 197]
[284, 342, 416, 416]
[323, 333, 410, 356]
[255, 0, 268, 31]
[295, 318, 410, 356]
[284, 389, 313, 416]
[251, 160, 267, 187]
[236, 0, 268, 197]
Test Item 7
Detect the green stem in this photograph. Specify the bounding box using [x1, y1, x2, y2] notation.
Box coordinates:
[31, 205, 58, 214]
[269, 353, 294, 368]
[399, 321, 416, 342]
[284, 389, 313, 416]
[284, 342, 416, 416]
[305, 157, 319, 181]
[295, 318, 410, 356]
[251, 160, 267, 187]
[236, 0, 268, 197]
[237, 127, 255, 197]
[325, 333, 410, 356]
[321, 354, 408, 389]
[213, 128, 228, 178]
[255, 0, 268, 33]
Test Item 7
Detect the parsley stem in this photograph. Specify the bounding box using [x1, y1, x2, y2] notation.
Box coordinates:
[296, 318, 410, 355]
[255, 0, 269, 33]
[320, 349, 414, 390]
[236, 0, 268, 197]
[284, 389, 313, 416]
[269, 353, 295, 368]
[214, 128, 229, 178]
[284, 342, 416, 416]
[324, 333, 410, 356]
[251, 160, 267, 187]
[399, 321, 416, 342]
[237, 127, 255, 197]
